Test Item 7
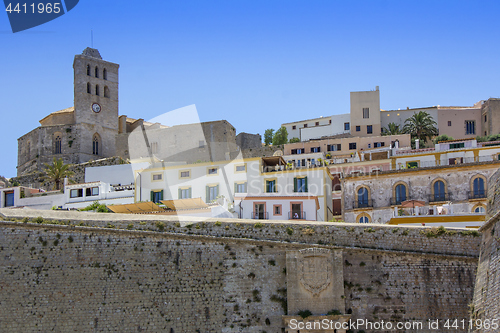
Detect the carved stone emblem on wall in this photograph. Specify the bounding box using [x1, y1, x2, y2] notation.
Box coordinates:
[298, 248, 332, 296]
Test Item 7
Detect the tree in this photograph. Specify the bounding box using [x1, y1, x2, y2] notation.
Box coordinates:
[382, 122, 403, 136]
[289, 137, 300, 143]
[272, 126, 288, 145]
[434, 134, 454, 144]
[264, 129, 274, 145]
[43, 157, 74, 190]
[402, 111, 438, 143]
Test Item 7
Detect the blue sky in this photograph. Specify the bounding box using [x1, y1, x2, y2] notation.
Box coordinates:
[1, 0, 500, 177]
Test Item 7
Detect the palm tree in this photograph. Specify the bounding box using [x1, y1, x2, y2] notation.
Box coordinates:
[382, 122, 403, 136]
[402, 111, 438, 143]
[43, 157, 74, 190]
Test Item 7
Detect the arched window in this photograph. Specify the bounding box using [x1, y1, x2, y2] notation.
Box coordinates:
[54, 134, 62, 154]
[92, 133, 100, 155]
[472, 177, 485, 199]
[357, 213, 371, 223]
[95, 84, 100, 96]
[87, 82, 91, 94]
[104, 86, 110, 98]
[474, 206, 486, 213]
[86, 64, 90, 76]
[103, 68, 107, 80]
[95, 66, 99, 78]
[433, 180, 446, 201]
[357, 186, 370, 208]
[394, 183, 407, 205]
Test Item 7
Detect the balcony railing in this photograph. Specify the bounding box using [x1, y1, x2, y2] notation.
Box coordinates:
[390, 197, 409, 206]
[395, 156, 500, 170]
[288, 211, 306, 220]
[428, 193, 451, 203]
[251, 212, 269, 220]
[468, 190, 487, 199]
[354, 199, 373, 209]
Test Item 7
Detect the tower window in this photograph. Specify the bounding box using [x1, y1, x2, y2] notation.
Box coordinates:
[363, 108, 369, 118]
[104, 86, 110, 98]
[87, 82, 91, 94]
[95, 66, 99, 78]
[86, 65, 90, 76]
[103, 68, 107, 80]
[465, 120, 476, 135]
[92, 133, 100, 155]
[54, 135, 62, 154]
[95, 85, 100, 96]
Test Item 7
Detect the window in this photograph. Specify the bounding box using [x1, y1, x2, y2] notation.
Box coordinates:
[327, 144, 341, 151]
[329, 119, 332, 124]
[406, 161, 419, 168]
[104, 86, 110, 98]
[103, 68, 107, 80]
[449, 157, 463, 165]
[356, 126, 361, 132]
[206, 185, 219, 202]
[95, 66, 99, 78]
[199, 140, 205, 148]
[54, 135, 62, 154]
[433, 180, 446, 201]
[367, 125, 373, 134]
[86, 187, 99, 196]
[151, 190, 163, 203]
[152, 173, 163, 181]
[208, 167, 218, 175]
[290, 203, 303, 219]
[86, 64, 90, 76]
[87, 82, 91, 94]
[180, 170, 190, 178]
[70, 189, 83, 198]
[473, 177, 485, 198]
[332, 174, 341, 191]
[294, 177, 308, 193]
[310, 147, 320, 153]
[254, 203, 267, 219]
[475, 206, 486, 213]
[151, 142, 158, 154]
[349, 142, 357, 150]
[265, 179, 276, 193]
[465, 120, 476, 135]
[92, 133, 100, 155]
[484, 115, 487, 122]
[367, 143, 371, 149]
[235, 164, 246, 172]
[273, 204, 282, 216]
[450, 143, 465, 149]
[4, 191, 14, 207]
[375, 142, 385, 148]
[179, 187, 192, 199]
[291, 148, 305, 155]
[303, 124, 308, 128]
[292, 125, 296, 130]
[344, 122, 350, 131]
[394, 184, 407, 205]
[235, 182, 247, 193]
[363, 108, 369, 119]
[359, 215, 369, 223]
[95, 84, 100, 96]
[448, 121, 452, 126]
[315, 121, 319, 126]
[357, 187, 369, 208]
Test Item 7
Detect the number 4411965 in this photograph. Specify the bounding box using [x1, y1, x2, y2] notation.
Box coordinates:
[6, 2, 62, 14]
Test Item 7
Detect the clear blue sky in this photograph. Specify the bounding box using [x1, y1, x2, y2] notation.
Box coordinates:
[2, 0, 500, 178]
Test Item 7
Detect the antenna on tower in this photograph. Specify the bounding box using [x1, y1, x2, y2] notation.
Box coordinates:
[91, 29, 93, 48]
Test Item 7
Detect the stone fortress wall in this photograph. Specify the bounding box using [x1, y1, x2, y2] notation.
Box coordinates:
[0, 208, 481, 332]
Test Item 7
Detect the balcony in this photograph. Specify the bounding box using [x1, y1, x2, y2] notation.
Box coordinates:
[251, 212, 269, 219]
[390, 197, 410, 206]
[288, 211, 306, 220]
[468, 190, 487, 200]
[428, 193, 451, 203]
[354, 199, 373, 209]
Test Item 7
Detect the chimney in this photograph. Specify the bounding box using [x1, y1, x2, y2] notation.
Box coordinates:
[415, 139, 420, 149]
[375, 86, 379, 91]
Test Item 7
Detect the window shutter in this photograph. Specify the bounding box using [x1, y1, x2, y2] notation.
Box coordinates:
[150, 191, 154, 202]
[234, 182, 237, 194]
[160, 190, 164, 201]
[244, 182, 247, 193]
[188, 188, 192, 198]
[216, 185, 219, 197]
[178, 188, 182, 199]
[206, 186, 209, 202]
[294, 178, 297, 192]
[304, 177, 308, 192]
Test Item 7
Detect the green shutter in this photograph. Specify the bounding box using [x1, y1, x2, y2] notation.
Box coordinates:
[304, 177, 308, 192]
[188, 188, 192, 198]
[150, 191, 154, 202]
[294, 178, 297, 193]
[160, 190, 164, 201]
[216, 185, 219, 197]
[206, 186, 209, 203]
[244, 182, 247, 193]
[178, 188, 182, 199]
[234, 182, 237, 194]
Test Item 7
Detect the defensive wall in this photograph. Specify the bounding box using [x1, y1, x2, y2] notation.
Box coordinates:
[0, 209, 482, 332]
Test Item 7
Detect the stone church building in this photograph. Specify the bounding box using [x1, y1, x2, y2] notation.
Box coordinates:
[17, 48, 263, 177]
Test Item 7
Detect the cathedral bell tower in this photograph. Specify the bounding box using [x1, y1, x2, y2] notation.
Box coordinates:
[73, 47, 119, 158]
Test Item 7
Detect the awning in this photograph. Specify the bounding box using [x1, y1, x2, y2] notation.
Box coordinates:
[107, 201, 164, 214]
[161, 198, 208, 211]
